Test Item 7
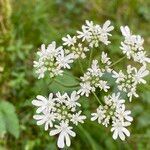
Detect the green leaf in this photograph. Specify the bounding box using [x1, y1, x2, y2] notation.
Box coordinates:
[0, 101, 20, 138]
[49, 71, 79, 93]
[0, 111, 6, 135]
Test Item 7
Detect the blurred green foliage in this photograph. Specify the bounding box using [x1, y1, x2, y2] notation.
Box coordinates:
[0, 0, 150, 149]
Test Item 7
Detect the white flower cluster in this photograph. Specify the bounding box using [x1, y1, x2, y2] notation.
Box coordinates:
[32, 20, 150, 148]
[32, 91, 86, 148]
[91, 93, 133, 140]
[77, 20, 114, 47]
[113, 65, 149, 101]
[33, 41, 74, 79]
[78, 52, 112, 97]
[62, 35, 89, 59]
[120, 26, 150, 65]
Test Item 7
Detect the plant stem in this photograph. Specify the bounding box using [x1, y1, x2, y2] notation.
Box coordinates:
[78, 59, 84, 74]
[89, 49, 93, 67]
[78, 125, 97, 150]
[54, 79, 79, 88]
[110, 56, 126, 67]
[92, 92, 102, 105]
[48, 77, 55, 85]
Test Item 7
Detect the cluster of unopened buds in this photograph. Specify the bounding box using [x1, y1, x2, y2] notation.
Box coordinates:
[32, 20, 150, 148]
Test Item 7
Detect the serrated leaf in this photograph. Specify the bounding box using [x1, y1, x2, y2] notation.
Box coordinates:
[0, 101, 20, 138]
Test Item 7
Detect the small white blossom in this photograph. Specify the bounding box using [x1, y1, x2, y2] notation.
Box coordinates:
[71, 111, 86, 125]
[78, 82, 92, 97]
[66, 91, 81, 108]
[133, 65, 149, 84]
[32, 93, 55, 113]
[62, 34, 77, 46]
[91, 106, 106, 124]
[33, 111, 56, 130]
[115, 105, 133, 122]
[57, 51, 74, 69]
[50, 121, 76, 148]
[111, 119, 131, 141]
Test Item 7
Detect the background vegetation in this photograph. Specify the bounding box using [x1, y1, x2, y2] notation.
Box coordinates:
[0, 0, 150, 149]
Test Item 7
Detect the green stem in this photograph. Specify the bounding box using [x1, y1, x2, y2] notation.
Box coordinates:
[110, 56, 126, 67]
[78, 59, 84, 74]
[48, 77, 55, 85]
[54, 79, 79, 88]
[89, 49, 93, 67]
[92, 92, 102, 105]
[78, 125, 98, 150]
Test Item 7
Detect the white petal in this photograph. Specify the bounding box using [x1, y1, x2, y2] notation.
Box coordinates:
[119, 131, 125, 141]
[50, 129, 60, 136]
[32, 100, 43, 106]
[112, 130, 118, 140]
[36, 95, 47, 102]
[57, 133, 65, 148]
[33, 115, 44, 120]
[37, 119, 45, 125]
[65, 133, 71, 147]
[68, 130, 76, 137]
[122, 128, 130, 137]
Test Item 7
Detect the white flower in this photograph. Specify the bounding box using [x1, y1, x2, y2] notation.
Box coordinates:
[91, 106, 106, 124]
[83, 20, 94, 31]
[120, 26, 131, 38]
[133, 65, 149, 84]
[127, 87, 139, 102]
[66, 91, 81, 108]
[134, 51, 150, 65]
[32, 93, 55, 113]
[88, 60, 102, 76]
[47, 41, 63, 57]
[120, 42, 132, 58]
[101, 20, 114, 35]
[110, 93, 125, 108]
[112, 70, 125, 83]
[77, 27, 92, 41]
[115, 105, 133, 122]
[33, 111, 56, 130]
[35, 66, 47, 79]
[102, 116, 110, 127]
[101, 51, 111, 65]
[71, 111, 86, 125]
[78, 82, 92, 97]
[34, 41, 74, 79]
[98, 80, 110, 92]
[111, 119, 131, 141]
[62, 34, 76, 46]
[57, 51, 74, 69]
[50, 121, 76, 148]
[55, 92, 67, 104]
